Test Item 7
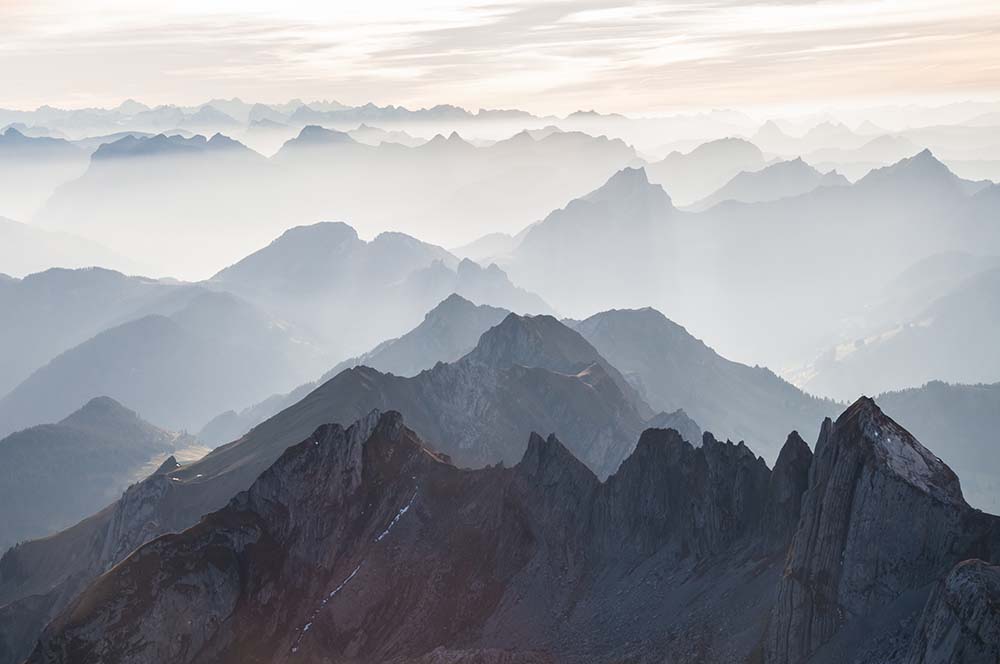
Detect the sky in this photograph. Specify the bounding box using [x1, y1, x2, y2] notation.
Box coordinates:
[2, 0, 1000, 115]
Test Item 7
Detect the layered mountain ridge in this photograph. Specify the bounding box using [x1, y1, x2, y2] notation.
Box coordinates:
[22, 398, 1000, 664]
[24, 410, 801, 664]
[0, 311, 655, 663]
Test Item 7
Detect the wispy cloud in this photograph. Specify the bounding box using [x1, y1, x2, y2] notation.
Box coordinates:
[1, 0, 998, 112]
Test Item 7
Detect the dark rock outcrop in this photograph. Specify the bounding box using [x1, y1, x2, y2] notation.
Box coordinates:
[26, 412, 794, 664]
[760, 431, 813, 550]
[10, 398, 1000, 664]
[906, 559, 1000, 664]
[766, 397, 1000, 663]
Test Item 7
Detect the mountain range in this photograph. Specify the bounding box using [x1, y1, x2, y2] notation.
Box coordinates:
[0, 217, 135, 278]
[209, 221, 550, 360]
[687, 157, 848, 211]
[802, 264, 1000, 399]
[200, 298, 837, 462]
[0, 290, 323, 436]
[571, 308, 837, 461]
[33, 127, 639, 276]
[0, 267, 193, 396]
[19, 399, 1000, 664]
[0, 310, 657, 664]
[0, 128, 87, 222]
[499, 151, 1000, 372]
[2, 302, 999, 662]
[2, 95, 1000, 664]
[645, 137, 765, 205]
[198, 294, 513, 445]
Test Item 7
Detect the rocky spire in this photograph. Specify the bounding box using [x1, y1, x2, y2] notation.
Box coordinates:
[766, 397, 973, 663]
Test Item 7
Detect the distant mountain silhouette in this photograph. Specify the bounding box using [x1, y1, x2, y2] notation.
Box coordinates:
[178, 105, 240, 132]
[858, 251, 1000, 333]
[91, 132, 258, 160]
[502, 167, 679, 317]
[688, 157, 848, 210]
[0, 397, 197, 551]
[347, 123, 424, 147]
[196, 311, 650, 475]
[332, 294, 512, 377]
[856, 148, 990, 196]
[0, 128, 88, 220]
[36, 132, 275, 277]
[0, 291, 324, 435]
[573, 308, 837, 461]
[645, 137, 765, 205]
[0, 217, 136, 278]
[199, 294, 513, 444]
[210, 221, 550, 359]
[502, 152, 1000, 369]
[806, 133, 920, 178]
[34, 125, 637, 278]
[0, 268, 195, 396]
[802, 265, 1000, 400]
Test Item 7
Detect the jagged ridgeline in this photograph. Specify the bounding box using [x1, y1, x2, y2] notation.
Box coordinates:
[17, 399, 1000, 664]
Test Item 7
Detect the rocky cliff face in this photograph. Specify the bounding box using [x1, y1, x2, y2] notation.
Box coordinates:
[11, 398, 1000, 664]
[0, 455, 185, 664]
[765, 397, 999, 663]
[905, 559, 1000, 664]
[760, 432, 814, 551]
[27, 412, 809, 664]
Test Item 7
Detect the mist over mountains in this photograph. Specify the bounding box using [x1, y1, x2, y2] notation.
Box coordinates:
[2, 93, 1000, 664]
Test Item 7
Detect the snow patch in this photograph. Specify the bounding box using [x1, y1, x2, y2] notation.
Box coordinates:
[375, 491, 418, 542]
[291, 563, 363, 655]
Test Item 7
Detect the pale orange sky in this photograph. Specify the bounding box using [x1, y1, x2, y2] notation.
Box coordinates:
[2, 0, 1000, 114]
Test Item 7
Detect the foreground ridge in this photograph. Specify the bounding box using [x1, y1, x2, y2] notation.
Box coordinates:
[20, 399, 1000, 663]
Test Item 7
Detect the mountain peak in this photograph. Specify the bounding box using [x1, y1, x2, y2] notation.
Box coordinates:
[517, 432, 597, 487]
[425, 293, 476, 319]
[632, 425, 690, 459]
[272, 221, 360, 250]
[466, 313, 599, 372]
[293, 124, 355, 145]
[583, 166, 671, 207]
[210, 221, 363, 284]
[645, 409, 703, 446]
[59, 396, 140, 429]
[598, 165, 648, 187]
[152, 455, 180, 476]
[834, 396, 965, 505]
[858, 148, 957, 188]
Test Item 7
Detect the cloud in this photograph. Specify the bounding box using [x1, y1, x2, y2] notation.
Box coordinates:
[1, 0, 999, 112]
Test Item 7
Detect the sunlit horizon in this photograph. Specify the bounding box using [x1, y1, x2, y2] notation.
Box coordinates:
[3, 0, 1000, 115]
